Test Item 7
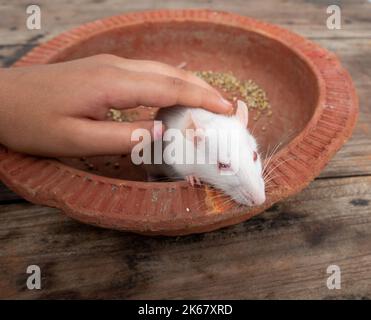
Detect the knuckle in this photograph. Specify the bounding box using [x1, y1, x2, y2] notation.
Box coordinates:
[168, 76, 185, 90]
[89, 64, 119, 79]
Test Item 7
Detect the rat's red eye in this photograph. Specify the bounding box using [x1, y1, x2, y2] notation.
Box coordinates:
[218, 162, 231, 170]
[253, 151, 258, 162]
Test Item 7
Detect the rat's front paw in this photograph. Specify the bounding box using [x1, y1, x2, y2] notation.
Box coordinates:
[185, 175, 202, 187]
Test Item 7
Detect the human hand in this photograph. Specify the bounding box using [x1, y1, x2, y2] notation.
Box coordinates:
[0, 54, 232, 157]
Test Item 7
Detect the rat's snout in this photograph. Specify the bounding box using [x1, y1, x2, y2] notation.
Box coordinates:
[237, 188, 266, 206]
[251, 178, 266, 206]
[251, 192, 266, 206]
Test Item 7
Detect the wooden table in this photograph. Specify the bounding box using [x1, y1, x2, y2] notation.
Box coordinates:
[0, 0, 370, 299]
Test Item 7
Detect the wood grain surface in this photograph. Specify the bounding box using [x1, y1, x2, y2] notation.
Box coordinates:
[0, 0, 370, 299]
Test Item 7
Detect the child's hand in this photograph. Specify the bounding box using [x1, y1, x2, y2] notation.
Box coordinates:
[0, 54, 232, 157]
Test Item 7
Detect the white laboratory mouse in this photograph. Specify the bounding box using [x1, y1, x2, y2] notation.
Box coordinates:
[147, 100, 266, 206]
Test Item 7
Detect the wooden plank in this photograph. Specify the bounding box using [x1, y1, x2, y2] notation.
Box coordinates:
[0, 41, 42, 67]
[0, 175, 370, 299]
[0, 0, 370, 47]
[0, 0, 370, 301]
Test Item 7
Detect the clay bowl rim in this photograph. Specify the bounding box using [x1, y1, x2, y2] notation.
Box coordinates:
[0, 9, 359, 235]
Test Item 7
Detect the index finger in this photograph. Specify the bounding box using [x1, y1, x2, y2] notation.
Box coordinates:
[96, 55, 222, 96]
[105, 69, 233, 114]
[117, 59, 222, 95]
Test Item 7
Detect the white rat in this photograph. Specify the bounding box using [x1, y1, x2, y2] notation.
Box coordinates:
[147, 100, 266, 206]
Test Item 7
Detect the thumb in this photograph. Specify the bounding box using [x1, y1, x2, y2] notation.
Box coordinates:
[63, 118, 164, 156]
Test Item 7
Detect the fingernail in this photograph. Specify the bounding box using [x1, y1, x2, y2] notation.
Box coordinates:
[212, 87, 223, 97]
[220, 97, 233, 111]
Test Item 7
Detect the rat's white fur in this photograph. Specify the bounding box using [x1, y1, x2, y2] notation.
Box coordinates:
[150, 102, 266, 206]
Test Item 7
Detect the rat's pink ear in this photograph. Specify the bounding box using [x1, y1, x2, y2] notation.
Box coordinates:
[184, 110, 204, 145]
[185, 110, 203, 131]
[235, 100, 249, 127]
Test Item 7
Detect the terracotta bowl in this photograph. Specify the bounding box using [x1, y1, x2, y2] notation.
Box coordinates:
[0, 10, 358, 235]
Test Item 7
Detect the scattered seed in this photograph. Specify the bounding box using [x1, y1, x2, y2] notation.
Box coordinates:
[108, 108, 122, 121]
[107, 109, 139, 122]
[194, 70, 272, 119]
